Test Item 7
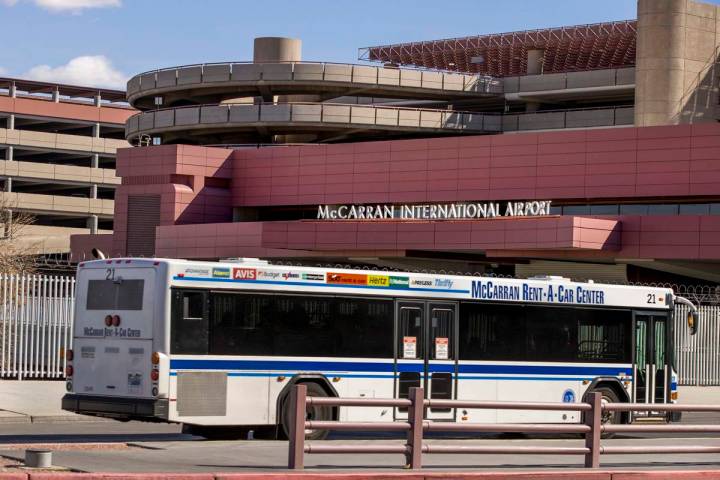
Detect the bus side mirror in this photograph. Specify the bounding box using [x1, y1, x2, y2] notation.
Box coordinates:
[688, 310, 699, 336]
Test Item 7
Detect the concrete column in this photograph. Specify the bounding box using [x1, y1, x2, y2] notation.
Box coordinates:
[94, 94, 102, 107]
[635, 0, 720, 126]
[93, 123, 101, 138]
[526, 49, 545, 75]
[8, 82, 16, 98]
[4, 177, 11, 193]
[252, 37, 319, 143]
[5, 146, 13, 162]
[7, 114, 14, 130]
[89, 184, 98, 199]
[52, 87, 60, 103]
[87, 215, 98, 234]
[91, 153, 99, 168]
[253, 37, 302, 63]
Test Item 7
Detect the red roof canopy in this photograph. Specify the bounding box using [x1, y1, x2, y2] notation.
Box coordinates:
[360, 20, 637, 77]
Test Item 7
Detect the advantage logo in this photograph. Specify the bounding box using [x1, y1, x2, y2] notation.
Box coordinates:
[212, 268, 230, 278]
[232, 268, 257, 280]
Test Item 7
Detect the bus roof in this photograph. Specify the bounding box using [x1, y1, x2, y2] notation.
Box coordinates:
[77, 257, 674, 310]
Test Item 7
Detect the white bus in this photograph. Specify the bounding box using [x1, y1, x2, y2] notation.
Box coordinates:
[62, 258, 698, 439]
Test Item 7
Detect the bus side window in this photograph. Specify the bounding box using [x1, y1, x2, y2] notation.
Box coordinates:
[171, 290, 209, 354]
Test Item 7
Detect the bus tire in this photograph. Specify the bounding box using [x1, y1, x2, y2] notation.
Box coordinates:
[281, 382, 332, 441]
[592, 386, 621, 439]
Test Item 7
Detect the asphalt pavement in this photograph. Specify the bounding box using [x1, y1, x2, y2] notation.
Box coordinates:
[0, 418, 720, 473]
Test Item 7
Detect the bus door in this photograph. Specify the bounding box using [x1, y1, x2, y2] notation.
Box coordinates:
[633, 313, 669, 417]
[394, 300, 458, 421]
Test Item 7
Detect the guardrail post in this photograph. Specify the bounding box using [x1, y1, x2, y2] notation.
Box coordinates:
[584, 392, 602, 468]
[406, 386, 423, 469]
[287, 383, 307, 470]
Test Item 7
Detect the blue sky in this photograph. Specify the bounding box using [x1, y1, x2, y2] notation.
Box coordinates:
[0, 0, 698, 89]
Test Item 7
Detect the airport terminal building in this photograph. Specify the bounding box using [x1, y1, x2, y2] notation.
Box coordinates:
[72, 0, 720, 285]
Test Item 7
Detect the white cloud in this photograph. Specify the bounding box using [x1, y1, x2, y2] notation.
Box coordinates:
[23, 55, 127, 89]
[2, 0, 120, 12]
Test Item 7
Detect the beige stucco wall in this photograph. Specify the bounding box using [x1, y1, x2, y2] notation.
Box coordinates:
[636, 0, 720, 126]
[14, 225, 112, 255]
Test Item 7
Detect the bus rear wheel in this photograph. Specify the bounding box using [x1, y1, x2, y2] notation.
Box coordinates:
[281, 382, 332, 441]
[592, 386, 621, 439]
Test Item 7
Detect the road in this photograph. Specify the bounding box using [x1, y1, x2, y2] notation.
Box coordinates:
[0, 416, 720, 473]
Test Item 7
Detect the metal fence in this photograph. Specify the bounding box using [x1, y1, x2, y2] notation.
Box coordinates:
[0, 274, 75, 379]
[675, 304, 720, 386]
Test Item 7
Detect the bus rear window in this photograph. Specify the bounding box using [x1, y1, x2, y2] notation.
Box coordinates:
[86, 279, 145, 310]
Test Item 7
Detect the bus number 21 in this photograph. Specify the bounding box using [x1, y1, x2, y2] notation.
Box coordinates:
[647, 293, 657, 304]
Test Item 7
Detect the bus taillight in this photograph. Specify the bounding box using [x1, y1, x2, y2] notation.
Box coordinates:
[151, 370, 159, 381]
[65, 365, 73, 377]
[151, 352, 160, 365]
[112, 315, 121, 327]
[104, 315, 113, 327]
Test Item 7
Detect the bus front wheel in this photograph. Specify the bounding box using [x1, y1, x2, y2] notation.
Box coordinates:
[281, 382, 332, 441]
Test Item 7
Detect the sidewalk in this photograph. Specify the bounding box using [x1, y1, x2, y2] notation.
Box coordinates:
[0, 380, 104, 424]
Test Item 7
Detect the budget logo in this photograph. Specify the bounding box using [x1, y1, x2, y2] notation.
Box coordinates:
[232, 268, 257, 280]
[212, 268, 230, 278]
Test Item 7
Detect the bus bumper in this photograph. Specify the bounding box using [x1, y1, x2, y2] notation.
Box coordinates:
[62, 394, 168, 420]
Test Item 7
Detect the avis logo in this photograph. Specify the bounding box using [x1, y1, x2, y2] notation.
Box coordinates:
[232, 268, 256, 280]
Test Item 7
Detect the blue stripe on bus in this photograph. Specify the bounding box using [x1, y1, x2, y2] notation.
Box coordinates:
[172, 276, 470, 294]
[169, 359, 632, 377]
[167, 371, 608, 381]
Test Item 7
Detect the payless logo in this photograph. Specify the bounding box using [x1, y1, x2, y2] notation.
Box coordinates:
[212, 268, 230, 278]
[232, 268, 257, 280]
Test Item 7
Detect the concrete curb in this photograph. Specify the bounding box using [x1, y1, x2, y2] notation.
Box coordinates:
[28, 416, 113, 424]
[1, 471, 720, 479]
[0, 413, 112, 425]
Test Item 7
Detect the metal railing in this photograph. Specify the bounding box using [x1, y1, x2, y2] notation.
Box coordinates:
[125, 102, 502, 139]
[0, 274, 75, 379]
[126, 61, 502, 100]
[287, 384, 720, 470]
